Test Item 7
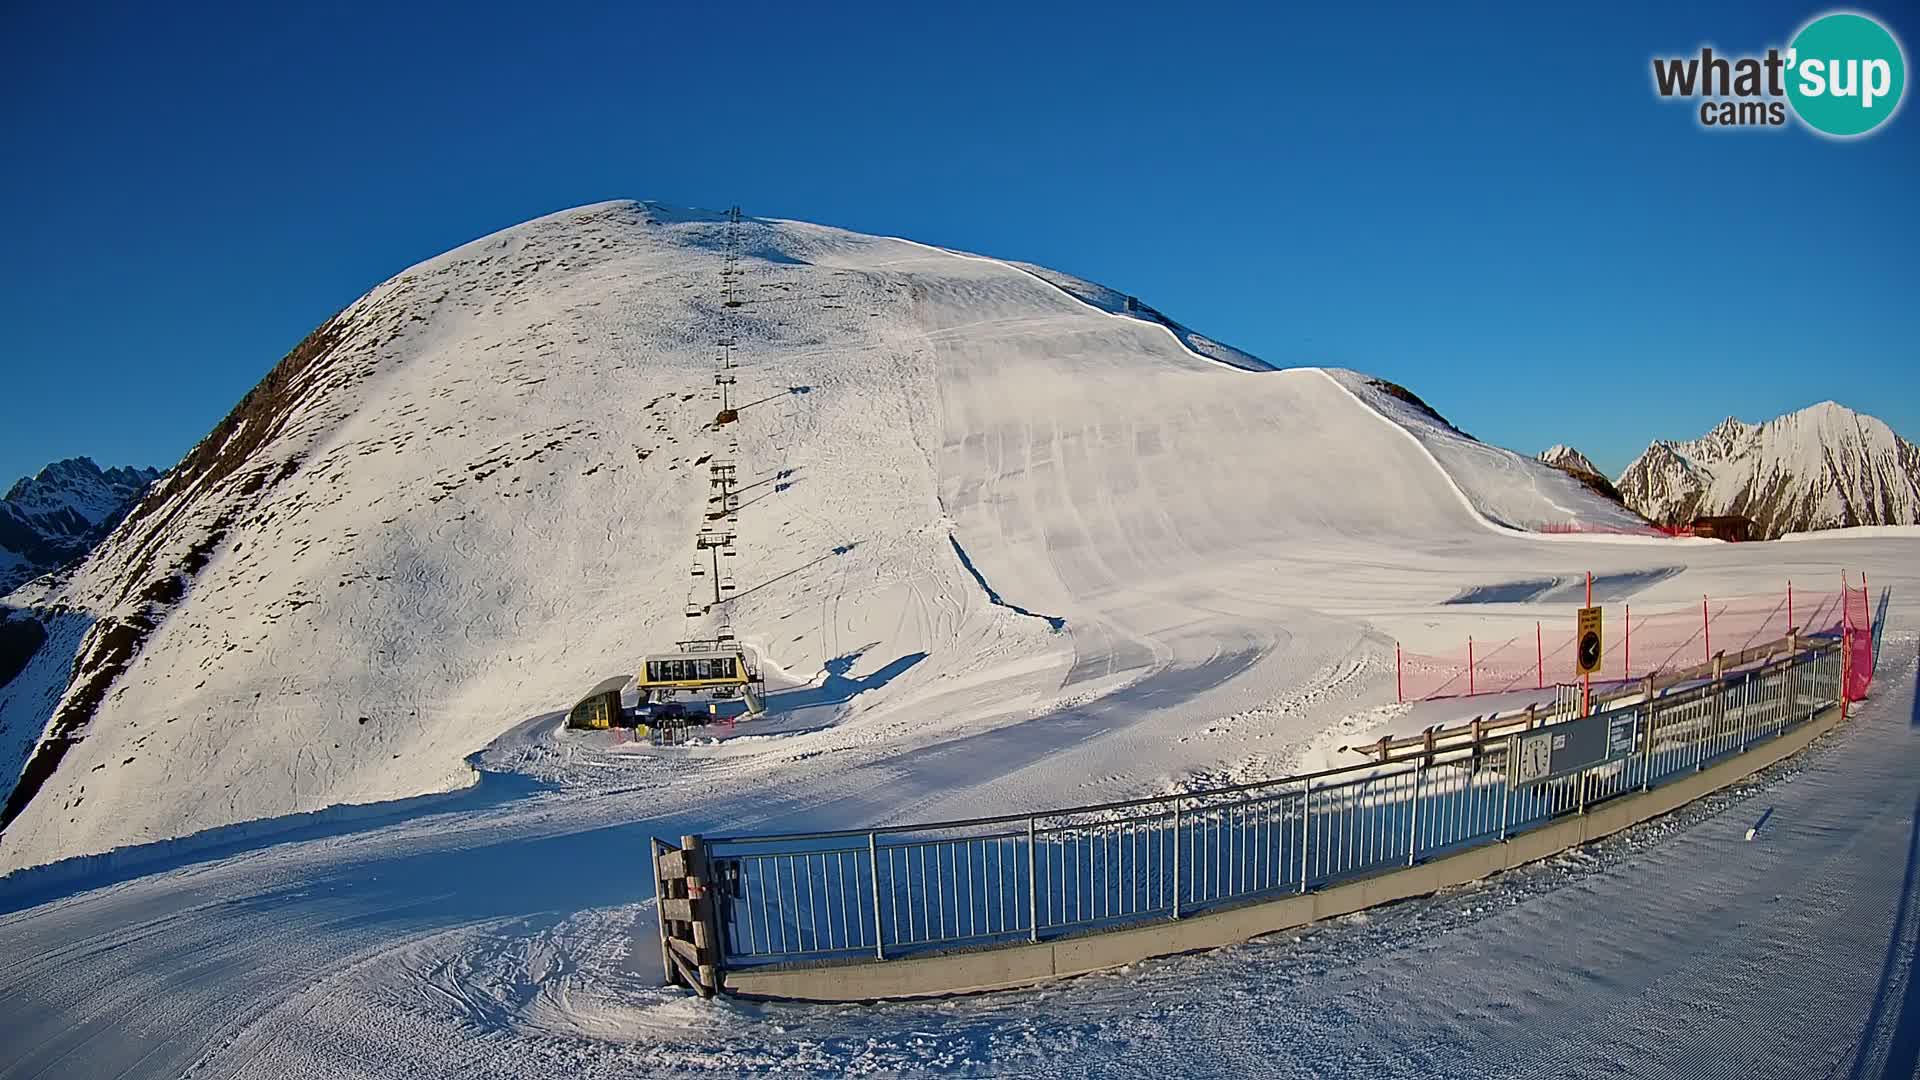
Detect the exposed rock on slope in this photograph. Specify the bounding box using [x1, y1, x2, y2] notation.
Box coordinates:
[1615, 403, 1920, 538]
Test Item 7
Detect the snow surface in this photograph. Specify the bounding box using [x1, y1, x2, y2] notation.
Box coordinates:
[1779, 524, 1920, 542]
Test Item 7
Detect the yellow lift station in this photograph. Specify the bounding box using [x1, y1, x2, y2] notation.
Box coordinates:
[635, 642, 765, 717]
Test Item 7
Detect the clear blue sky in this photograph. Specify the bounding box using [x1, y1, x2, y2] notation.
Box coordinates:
[1, 0, 1914, 484]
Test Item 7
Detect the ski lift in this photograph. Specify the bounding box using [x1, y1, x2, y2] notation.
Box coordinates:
[719, 576, 737, 593]
[691, 558, 706, 577]
[684, 600, 704, 618]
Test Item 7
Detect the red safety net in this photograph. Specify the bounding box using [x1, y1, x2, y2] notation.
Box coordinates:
[1843, 583, 1874, 703]
[1397, 586, 1848, 703]
[1533, 521, 1672, 538]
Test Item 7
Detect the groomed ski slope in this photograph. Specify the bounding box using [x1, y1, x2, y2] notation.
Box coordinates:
[3, 201, 1634, 873]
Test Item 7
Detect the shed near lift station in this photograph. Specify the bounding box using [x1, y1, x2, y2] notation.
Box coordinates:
[568, 676, 630, 730]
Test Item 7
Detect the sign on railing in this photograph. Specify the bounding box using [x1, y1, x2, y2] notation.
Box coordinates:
[1512, 710, 1638, 786]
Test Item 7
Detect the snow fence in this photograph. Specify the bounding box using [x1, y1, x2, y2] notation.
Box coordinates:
[1396, 584, 1857, 703]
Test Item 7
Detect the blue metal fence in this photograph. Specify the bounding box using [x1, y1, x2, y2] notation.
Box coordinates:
[703, 641, 1844, 970]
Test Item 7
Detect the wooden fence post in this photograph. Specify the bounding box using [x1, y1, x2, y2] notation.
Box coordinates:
[653, 834, 723, 998]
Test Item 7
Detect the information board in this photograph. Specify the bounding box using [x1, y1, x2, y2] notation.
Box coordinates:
[1511, 709, 1638, 786]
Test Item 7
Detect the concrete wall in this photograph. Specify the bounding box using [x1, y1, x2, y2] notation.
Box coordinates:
[721, 703, 1848, 1002]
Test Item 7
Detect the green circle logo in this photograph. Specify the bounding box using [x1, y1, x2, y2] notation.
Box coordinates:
[1787, 12, 1907, 137]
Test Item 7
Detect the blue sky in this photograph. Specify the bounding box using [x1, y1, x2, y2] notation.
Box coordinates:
[1, 0, 1913, 485]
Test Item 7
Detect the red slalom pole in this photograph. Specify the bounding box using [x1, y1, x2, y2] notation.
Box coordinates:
[1536, 622, 1544, 689]
[1625, 603, 1632, 679]
[1468, 637, 1476, 697]
[1396, 643, 1404, 704]
[1787, 580, 1794, 635]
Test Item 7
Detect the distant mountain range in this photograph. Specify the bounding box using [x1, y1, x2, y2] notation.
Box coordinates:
[0, 458, 161, 594]
[1610, 402, 1920, 538]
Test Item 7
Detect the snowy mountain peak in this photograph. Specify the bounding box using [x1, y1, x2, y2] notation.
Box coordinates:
[1616, 402, 1920, 537]
[4, 457, 159, 525]
[1538, 444, 1599, 476]
[1, 457, 162, 595]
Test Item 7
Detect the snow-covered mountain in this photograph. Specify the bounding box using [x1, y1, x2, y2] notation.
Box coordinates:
[1615, 404, 1920, 538]
[0, 458, 161, 594]
[1538, 445, 1599, 476]
[0, 200, 1640, 873]
[1534, 443, 1638, 514]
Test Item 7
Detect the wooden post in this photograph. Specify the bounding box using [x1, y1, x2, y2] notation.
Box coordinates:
[683, 835, 721, 997]
[651, 839, 675, 982]
[654, 835, 723, 998]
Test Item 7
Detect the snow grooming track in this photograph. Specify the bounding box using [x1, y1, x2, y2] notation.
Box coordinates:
[893, 229, 1640, 544]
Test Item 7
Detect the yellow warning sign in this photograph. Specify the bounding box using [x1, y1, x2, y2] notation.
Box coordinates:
[1576, 606, 1604, 676]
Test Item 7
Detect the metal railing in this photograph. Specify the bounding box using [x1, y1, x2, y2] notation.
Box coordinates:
[703, 640, 1845, 970]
